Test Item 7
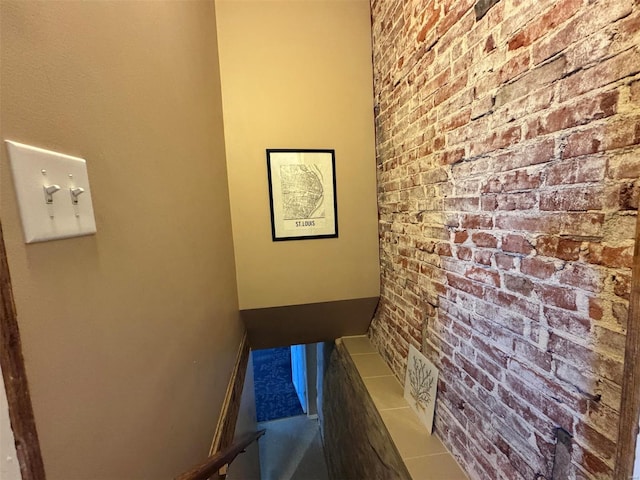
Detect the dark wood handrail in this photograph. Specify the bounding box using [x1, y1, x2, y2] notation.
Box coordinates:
[175, 429, 265, 480]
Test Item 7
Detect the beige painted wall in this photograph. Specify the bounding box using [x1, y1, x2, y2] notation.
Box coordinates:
[0, 2, 243, 479]
[216, 0, 380, 310]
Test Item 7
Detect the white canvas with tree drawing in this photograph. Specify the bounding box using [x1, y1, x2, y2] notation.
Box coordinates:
[404, 344, 439, 434]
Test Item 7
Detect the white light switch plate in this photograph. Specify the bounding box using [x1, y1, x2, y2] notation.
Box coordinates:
[5, 140, 97, 243]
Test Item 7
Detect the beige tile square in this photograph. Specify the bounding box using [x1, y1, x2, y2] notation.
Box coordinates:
[380, 407, 446, 459]
[341, 335, 376, 354]
[351, 352, 393, 378]
[404, 452, 468, 480]
[363, 375, 406, 410]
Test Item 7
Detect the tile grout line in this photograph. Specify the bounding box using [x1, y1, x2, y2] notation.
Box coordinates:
[402, 452, 452, 461]
[361, 373, 395, 379]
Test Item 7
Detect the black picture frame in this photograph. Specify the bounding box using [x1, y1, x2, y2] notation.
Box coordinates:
[266, 149, 338, 241]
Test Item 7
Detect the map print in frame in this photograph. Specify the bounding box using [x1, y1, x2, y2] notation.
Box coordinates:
[267, 149, 338, 241]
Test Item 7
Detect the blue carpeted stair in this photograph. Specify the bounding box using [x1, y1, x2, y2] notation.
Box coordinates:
[253, 347, 304, 422]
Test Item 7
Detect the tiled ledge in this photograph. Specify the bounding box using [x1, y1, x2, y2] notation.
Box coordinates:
[341, 335, 468, 480]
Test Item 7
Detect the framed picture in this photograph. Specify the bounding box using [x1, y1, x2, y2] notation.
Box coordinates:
[404, 344, 439, 434]
[266, 149, 338, 241]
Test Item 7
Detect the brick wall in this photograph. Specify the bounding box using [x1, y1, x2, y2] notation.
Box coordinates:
[368, 0, 640, 478]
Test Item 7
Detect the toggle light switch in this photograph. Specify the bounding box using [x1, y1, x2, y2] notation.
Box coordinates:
[70, 187, 85, 205]
[43, 184, 61, 204]
[5, 140, 97, 243]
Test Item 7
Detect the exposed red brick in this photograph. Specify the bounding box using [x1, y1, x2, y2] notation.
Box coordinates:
[470, 94, 494, 120]
[548, 334, 623, 384]
[532, 1, 633, 65]
[559, 48, 640, 102]
[535, 284, 577, 310]
[503, 170, 542, 192]
[579, 448, 614, 478]
[565, 117, 640, 159]
[494, 56, 566, 108]
[528, 91, 618, 138]
[453, 230, 469, 243]
[616, 181, 640, 210]
[575, 422, 617, 463]
[482, 177, 502, 194]
[539, 186, 603, 211]
[482, 170, 542, 193]
[545, 306, 591, 337]
[563, 126, 605, 159]
[589, 297, 604, 321]
[466, 265, 501, 287]
[587, 244, 634, 268]
[504, 274, 534, 296]
[370, 1, 635, 478]
[491, 192, 537, 211]
[612, 301, 628, 328]
[436, 242, 453, 257]
[442, 109, 471, 133]
[447, 272, 484, 298]
[521, 257, 556, 279]
[631, 79, 640, 107]
[612, 272, 631, 300]
[456, 352, 496, 392]
[469, 125, 522, 157]
[495, 212, 603, 236]
[495, 253, 517, 270]
[481, 195, 498, 211]
[417, 3, 440, 42]
[496, 383, 554, 436]
[484, 287, 540, 320]
[460, 214, 493, 229]
[444, 197, 480, 211]
[559, 263, 603, 293]
[474, 250, 493, 265]
[498, 50, 530, 84]
[472, 232, 498, 248]
[502, 234, 534, 254]
[437, 0, 473, 37]
[471, 336, 510, 370]
[435, 74, 469, 109]
[505, 372, 575, 430]
[550, 159, 606, 192]
[441, 148, 466, 165]
[495, 139, 555, 172]
[484, 34, 496, 53]
[508, 30, 527, 51]
[536, 236, 581, 261]
[531, 0, 583, 49]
